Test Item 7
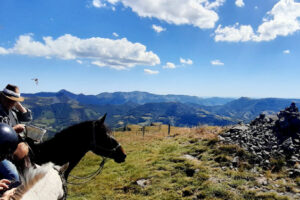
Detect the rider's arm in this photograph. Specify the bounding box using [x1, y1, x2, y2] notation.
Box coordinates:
[14, 102, 32, 122]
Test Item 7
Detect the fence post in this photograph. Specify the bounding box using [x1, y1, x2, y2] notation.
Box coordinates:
[142, 126, 145, 137]
[168, 124, 171, 136]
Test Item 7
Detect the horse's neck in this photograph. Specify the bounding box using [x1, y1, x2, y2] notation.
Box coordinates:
[18, 163, 64, 200]
[38, 124, 92, 162]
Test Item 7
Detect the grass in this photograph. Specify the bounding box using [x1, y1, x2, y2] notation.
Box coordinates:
[67, 125, 299, 200]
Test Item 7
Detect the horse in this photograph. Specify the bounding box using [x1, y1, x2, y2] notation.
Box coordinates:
[4, 162, 67, 200]
[26, 114, 126, 179]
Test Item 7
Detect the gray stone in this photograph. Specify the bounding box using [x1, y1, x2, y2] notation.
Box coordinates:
[136, 179, 151, 187]
[232, 156, 239, 167]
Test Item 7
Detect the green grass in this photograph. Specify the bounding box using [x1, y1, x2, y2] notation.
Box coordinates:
[67, 125, 299, 200]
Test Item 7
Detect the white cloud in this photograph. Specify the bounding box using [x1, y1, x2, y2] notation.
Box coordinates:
[205, 0, 225, 9]
[76, 60, 83, 64]
[215, 0, 300, 42]
[163, 62, 176, 69]
[112, 32, 119, 37]
[215, 23, 256, 42]
[235, 0, 244, 7]
[256, 0, 300, 41]
[92, 0, 106, 8]
[92, 61, 127, 70]
[283, 49, 290, 54]
[180, 58, 193, 65]
[211, 59, 224, 66]
[144, 69, 159, 74]
[101, 0, 225, 29]
[0, 47, 8, 54]
[0, 34, 160, 70]
[152, 25, 166, 33]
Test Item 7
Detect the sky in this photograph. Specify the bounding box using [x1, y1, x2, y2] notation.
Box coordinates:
[0, 0, 300, 98]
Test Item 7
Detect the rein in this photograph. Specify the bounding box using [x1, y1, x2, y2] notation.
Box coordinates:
[67, 157, 107, 185]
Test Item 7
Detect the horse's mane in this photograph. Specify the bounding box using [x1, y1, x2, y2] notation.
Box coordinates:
[56, 121, 91, 136]
[11, 163, 55, 200]
[55, 120, 112, 138]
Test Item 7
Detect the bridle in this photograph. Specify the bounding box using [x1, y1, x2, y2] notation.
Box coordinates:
[67, 121, 121, 185]
[90, 121, 121, 156]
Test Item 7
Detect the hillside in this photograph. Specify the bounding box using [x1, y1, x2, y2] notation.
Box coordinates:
[68, 125, 300, 200]
[22, 91, 236, 134]
[21, 90, 300, 136]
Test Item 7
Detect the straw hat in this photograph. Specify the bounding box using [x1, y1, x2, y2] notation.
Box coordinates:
[1, 84, 24, 102]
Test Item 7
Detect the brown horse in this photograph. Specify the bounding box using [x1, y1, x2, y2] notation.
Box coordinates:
[27, 114, 126, 179]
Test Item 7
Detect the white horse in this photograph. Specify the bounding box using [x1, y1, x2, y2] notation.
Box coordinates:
[3, 162, 67, 200]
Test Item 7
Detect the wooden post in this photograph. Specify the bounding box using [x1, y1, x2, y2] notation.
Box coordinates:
[168, 124, 171, 136]
[142, 126, 145, 137]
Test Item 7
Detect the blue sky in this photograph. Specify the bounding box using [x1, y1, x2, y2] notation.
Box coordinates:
[0, 0, 300, 98]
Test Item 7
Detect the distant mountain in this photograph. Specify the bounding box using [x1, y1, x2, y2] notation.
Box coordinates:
[208, 97, 300, 122]
[23, 90, 235, 106]
[23, 96, 235, 134]
[22, 90, 300, 137]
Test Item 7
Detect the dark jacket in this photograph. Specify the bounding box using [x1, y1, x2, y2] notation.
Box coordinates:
[0, 104, 32, 127]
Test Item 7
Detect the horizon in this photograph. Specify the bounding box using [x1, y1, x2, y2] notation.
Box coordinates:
[1, 0, 300, 98]
[21, 88, 300, 100]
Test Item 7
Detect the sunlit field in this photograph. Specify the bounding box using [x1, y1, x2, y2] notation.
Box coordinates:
[68, 125, 299, 200]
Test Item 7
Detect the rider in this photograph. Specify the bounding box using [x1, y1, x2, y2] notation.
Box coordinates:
[0, 123, 20, 195]
[0, 84, 32, 188]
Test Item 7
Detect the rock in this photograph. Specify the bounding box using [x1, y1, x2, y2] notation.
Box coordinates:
[232, 156, 239, 167]
[256, 177, 268, 185]
[282, 137, 293, 147]
[222, 132, 231, 137]
[136, 179, 151, 188]
[288, 169, 300, 178]
[220, 103, 300, 169]
[230, 125, 249, 133]
[290, 156, 300, 163]
[264, 160, 270, 164]
[218, 136, 225, 141]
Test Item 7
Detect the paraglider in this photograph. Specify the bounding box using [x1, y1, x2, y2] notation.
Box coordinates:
[31, 78, 38, 85]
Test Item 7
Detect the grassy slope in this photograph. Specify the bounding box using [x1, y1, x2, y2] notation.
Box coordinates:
[68, 125, 300, 200]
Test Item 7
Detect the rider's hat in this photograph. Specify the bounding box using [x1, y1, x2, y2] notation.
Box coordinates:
[1, 84, 24, 102]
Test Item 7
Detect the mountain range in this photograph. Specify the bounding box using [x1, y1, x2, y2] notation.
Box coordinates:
[23, 90, 235, 106]
[22, 90, 300, 136]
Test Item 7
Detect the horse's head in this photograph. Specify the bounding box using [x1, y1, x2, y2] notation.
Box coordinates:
[90, 114, 126, 163]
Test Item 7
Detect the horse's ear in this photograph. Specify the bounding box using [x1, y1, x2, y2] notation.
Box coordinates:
[59, 163, 69, 174]
[98, 113, 107, 124]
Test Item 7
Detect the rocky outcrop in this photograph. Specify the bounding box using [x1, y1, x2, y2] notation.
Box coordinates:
[219, 103, 300, 169]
